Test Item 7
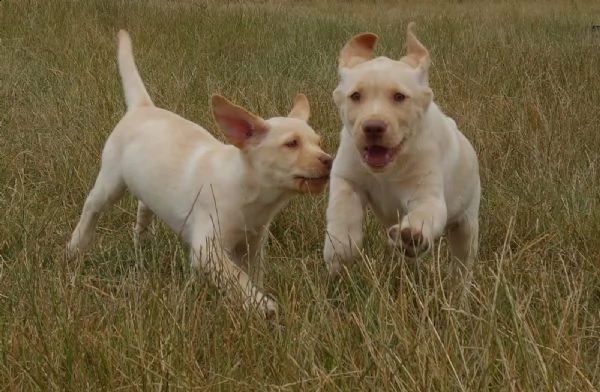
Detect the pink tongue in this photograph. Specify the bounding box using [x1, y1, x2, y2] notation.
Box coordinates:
[363, 146, 391, 167]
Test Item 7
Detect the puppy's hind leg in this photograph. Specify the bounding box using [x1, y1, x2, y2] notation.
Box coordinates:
[133, 201, 154, 245]
[67, 165, 126, 258]
[446, 213, 479, 301]
[135, 201, 154, 235]
[133, 201, 154, 265]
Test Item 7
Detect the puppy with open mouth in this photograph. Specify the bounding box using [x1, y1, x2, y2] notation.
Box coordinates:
[67, 30, 332, 317]
[324, 23, 481, 287]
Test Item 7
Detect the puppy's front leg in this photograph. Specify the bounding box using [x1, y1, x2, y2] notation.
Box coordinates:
[388, 191, 447, 258]
[324, 175, 366, 275]
[246, 231, 267, 288]
[190, 235, 276, 317]
[230, 230, 266, 288]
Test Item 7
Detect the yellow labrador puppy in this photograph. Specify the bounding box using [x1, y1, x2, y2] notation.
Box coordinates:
[324, 23, 480, 284]
[68, 30, 332, 316]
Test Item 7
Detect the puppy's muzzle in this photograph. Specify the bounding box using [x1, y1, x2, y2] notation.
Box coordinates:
[294, 153, 332, 190]
[363, 119, 387, 140]
[319, 154, 333, 170]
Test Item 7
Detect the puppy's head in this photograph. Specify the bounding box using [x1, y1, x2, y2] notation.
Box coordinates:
[334, 23, 434, 172]
[212, 94, 332, 193]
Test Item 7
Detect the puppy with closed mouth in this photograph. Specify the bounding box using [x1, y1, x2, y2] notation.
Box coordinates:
[324, 23, 480, 287]
[67, 30, 332, 317]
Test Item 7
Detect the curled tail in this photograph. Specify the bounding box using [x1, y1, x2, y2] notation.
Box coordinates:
[117, 30, 153, 110]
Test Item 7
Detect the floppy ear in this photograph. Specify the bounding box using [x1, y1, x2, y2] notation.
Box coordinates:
[287, 93, 310, 121]
[400, 23, 431, 82]
[339, 32, 378, 69]
[211, 94, 268, 149]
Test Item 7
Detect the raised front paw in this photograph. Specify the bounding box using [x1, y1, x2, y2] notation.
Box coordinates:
[387, 224, 430, 258]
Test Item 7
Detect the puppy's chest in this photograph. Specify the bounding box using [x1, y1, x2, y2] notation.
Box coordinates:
[223, 208, 275, 243]
[364, 182, 410, 225]
[223, 224, 267, 250]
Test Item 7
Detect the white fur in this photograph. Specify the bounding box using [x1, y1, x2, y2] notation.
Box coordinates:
[324, 23, 480, 285]
[68, 30, 332, 317]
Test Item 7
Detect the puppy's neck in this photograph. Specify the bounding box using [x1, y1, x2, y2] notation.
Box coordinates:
[232, 150, 295, 223]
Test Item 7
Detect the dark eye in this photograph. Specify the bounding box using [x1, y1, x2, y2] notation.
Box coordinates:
[393, 92, 406, 102]
[349, 92, 361, 102]
[284, 139, 298, 148]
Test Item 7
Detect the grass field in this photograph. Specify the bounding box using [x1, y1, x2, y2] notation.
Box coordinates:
[2, 0, 600, 390]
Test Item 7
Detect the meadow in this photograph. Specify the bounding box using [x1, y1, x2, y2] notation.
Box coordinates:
[1, 0, 600, 390]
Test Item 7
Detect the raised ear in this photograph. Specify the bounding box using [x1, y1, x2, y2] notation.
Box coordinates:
[287, 93, 310, 121]
[400, 22, 431, 76]
[211, 94, 268, 149]
[339, 32, 378, 69]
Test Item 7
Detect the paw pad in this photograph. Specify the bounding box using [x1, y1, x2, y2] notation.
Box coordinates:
[388, 226, 429, 257]
[400, 227, 426, 257]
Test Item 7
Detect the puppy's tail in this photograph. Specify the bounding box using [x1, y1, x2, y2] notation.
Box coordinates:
[117, 30, 153, 110]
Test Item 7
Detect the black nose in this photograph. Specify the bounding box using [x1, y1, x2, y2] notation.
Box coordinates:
[363, 120, 387, 138]
[320, 154, 333, 169]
